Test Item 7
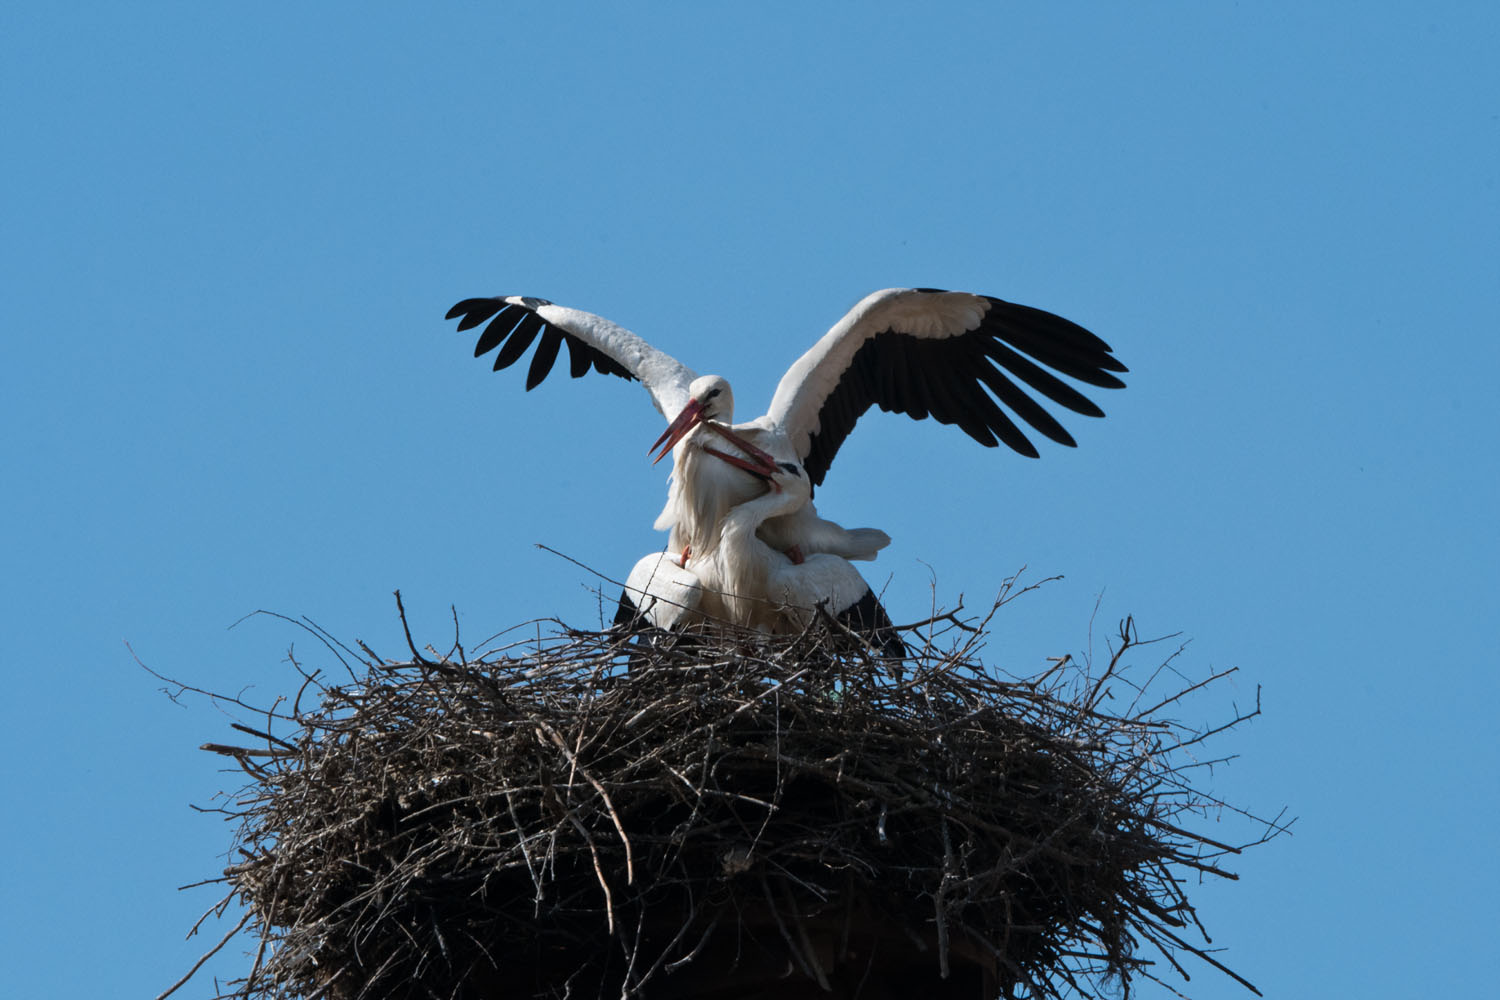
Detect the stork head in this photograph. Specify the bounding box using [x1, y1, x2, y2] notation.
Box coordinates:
[649, 375, 738, 464]
[690, 375, 734, 423]
[767, 461, 812, 502]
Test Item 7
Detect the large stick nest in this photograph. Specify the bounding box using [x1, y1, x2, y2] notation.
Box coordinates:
[177, 589, 1282, 1000]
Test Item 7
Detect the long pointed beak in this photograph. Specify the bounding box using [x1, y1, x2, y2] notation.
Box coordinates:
[650, 399, 705, 465]
[704, 422, 779, 473]
[703, 446, 781, 487]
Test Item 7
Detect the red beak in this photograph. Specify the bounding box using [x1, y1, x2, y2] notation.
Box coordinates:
[650, 400, 782, 481]
[703, 446, 781, 487]
[704, 422, 780, 478]
[650, 398, 705, 465]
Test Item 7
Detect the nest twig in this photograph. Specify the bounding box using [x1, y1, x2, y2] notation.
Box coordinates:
[161, 589, 1285, 1000]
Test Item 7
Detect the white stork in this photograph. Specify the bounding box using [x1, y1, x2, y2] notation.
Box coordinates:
[614, 459, 907, 658]
[446, 288, 1126, 567]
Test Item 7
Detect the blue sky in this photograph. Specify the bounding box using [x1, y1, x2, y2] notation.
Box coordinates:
[3, 3, 1496, 996]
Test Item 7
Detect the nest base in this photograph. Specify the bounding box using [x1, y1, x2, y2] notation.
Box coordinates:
[180, 603, 1276, 1000]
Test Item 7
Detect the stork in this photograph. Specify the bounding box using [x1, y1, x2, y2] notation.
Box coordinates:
[615, 460, 907, 658]
[445, 287, 1127, 572]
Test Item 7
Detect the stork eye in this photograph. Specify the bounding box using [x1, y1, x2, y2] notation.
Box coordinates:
[778, 463, 801, 476]
[705, 388, 721, 399]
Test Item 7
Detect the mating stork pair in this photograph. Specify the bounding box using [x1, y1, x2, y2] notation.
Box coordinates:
[446, 287, 1127, 656]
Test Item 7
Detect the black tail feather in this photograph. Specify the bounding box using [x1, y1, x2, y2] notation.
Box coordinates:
[837, 589, 908, 660]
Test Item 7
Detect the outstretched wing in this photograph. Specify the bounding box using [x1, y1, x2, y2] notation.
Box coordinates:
[766, 288, 1128, 485]
[445, 296, 698, 419]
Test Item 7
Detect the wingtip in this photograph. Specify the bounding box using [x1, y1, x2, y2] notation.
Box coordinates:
[445, 296, 490, 320]
[448, 297, 510, 333]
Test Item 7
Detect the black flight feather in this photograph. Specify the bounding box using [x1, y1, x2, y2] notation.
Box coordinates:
[449, 297, 639, 391]
[526, 330, 564, 391]
[801, 291, 1126, 485]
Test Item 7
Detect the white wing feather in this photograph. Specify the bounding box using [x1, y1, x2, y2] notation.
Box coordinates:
[527, 301, 698, 419]
[449, 295, 699, 422]
[766, 288, 989, 463]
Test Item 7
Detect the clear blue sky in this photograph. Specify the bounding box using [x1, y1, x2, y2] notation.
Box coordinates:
[3, 3, 1496, 996]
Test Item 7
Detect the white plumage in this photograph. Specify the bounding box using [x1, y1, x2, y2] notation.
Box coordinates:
[617, 551, 703, 632]
[647, 374, 890, 563]
[704, 463, 887, 636]
[615, 460, 905, 657]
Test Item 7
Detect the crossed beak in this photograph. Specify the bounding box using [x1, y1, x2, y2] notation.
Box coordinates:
[648, 401, 780, 480]
[702, 445, 780, 487]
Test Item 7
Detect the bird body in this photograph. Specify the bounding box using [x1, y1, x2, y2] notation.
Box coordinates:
[614, 550, 704, 631]
[707, 465, 865, 626]
[617, 462, 905, 656]
[703, 463, 905, 656]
